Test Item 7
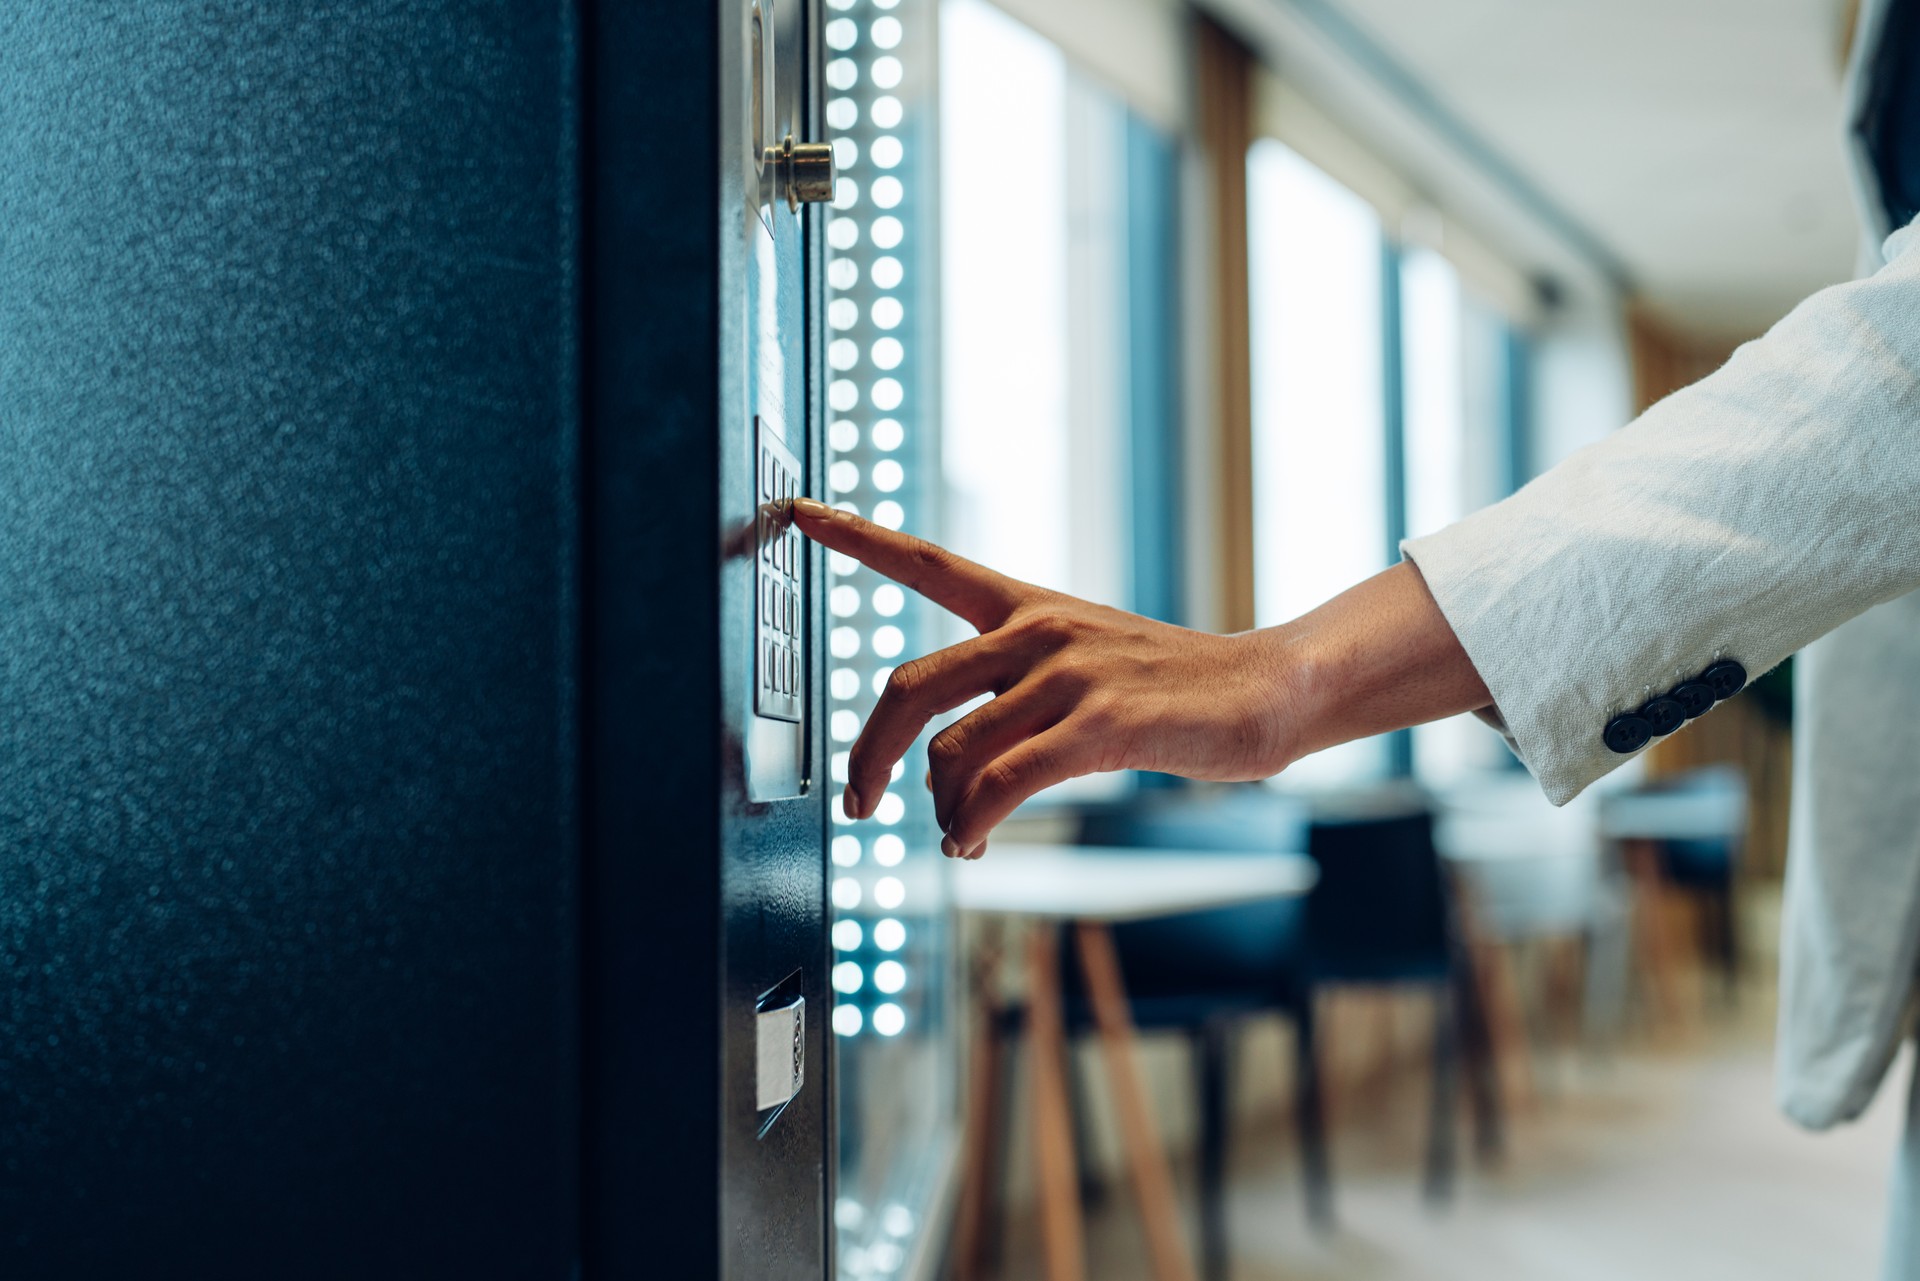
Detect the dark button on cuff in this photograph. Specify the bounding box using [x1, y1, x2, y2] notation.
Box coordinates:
[1603, 713, 1653, 754]
[1702, 659, 1748, 701]
[1640, 696, 1685, 737]
[1670, 680, 1715, 719]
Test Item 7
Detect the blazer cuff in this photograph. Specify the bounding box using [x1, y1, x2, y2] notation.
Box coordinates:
[1403, 522, 1647, 807]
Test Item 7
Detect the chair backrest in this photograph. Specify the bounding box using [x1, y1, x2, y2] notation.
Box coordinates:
[1603, 764, 1747, 887]
[1069, 788, 1308, 1010]
[1304, 804, 1455, 984]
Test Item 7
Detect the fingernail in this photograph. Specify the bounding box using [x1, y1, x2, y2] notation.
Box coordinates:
[923, 770, 933, 792]
[793, 496, 833, 520]
[941, 834, 963, 859]
[843, 784, 862, 819]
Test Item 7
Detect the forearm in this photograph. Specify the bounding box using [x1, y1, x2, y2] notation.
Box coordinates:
[1248, 560, 1491, 769]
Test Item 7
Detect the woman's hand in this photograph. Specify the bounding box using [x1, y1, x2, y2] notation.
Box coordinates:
[790, 497, 1490, 858]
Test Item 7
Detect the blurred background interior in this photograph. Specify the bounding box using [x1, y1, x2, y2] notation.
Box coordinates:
[826, 1, 1891, 1279]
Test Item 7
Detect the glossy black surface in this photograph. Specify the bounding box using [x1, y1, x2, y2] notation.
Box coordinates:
[0, 5, 578, 1276]
[580, 3, 828, 1279]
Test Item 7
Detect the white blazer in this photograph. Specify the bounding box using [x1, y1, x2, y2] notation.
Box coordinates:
[1403, 0, 1920, 1135]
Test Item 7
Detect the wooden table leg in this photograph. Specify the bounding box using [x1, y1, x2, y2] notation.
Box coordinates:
[1027, 922, 1086, 1281]
[953, 922, 1006, 1281]
[1624, 838, 1689, 1035]
[1073, 921, 1199, 1281]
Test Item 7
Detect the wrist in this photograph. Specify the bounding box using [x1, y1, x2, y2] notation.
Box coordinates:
[1230, 621, 1328, 777]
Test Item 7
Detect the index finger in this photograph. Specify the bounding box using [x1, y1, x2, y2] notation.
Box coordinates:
[790, 497, 1024, 632]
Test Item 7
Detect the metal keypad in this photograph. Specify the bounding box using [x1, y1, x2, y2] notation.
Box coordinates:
[755, 421, 804, 723]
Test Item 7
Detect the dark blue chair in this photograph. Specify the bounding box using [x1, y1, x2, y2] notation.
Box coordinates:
[1072, 789, 1329, 1278]
[1300, 791, 1504, 1203]
[1643, 765, 1748, 1004]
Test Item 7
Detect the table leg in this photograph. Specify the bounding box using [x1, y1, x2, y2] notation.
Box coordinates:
[1073, 921, 1199, 1281]
[1027, 922, 1086, 1281]
[1624, 837, 1689, 1034]
[954, 923, 1006, 1281]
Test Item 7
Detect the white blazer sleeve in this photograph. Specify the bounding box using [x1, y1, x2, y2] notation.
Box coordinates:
[1403, 220, 1920, 805]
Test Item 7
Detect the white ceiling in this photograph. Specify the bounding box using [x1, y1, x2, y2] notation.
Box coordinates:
[1329, 0, 1861, 339]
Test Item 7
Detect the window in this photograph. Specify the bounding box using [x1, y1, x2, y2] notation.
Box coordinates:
[1247, 138, 1390, 786]
[940, 0, 1182, 791]
[1249, 142, 1525, 787]
[1401, 248, 1520, 781]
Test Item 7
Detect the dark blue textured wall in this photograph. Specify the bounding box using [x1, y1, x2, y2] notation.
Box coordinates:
[0, 5, 578, 1276]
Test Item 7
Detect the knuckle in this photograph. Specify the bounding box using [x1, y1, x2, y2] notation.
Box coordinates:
[979, 757, 1026, 802]
[908, 538, 952, 577]
[885, 660, 927, 701]
[927, 727, 966, 768]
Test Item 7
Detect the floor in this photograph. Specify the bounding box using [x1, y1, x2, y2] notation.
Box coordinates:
[995, 996, 1909, 1281]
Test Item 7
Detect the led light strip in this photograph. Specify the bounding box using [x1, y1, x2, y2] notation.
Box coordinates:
[821, 0, 932, 1046]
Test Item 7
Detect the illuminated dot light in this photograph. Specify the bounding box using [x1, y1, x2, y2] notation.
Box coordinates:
[823, 6, 931, 1046]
